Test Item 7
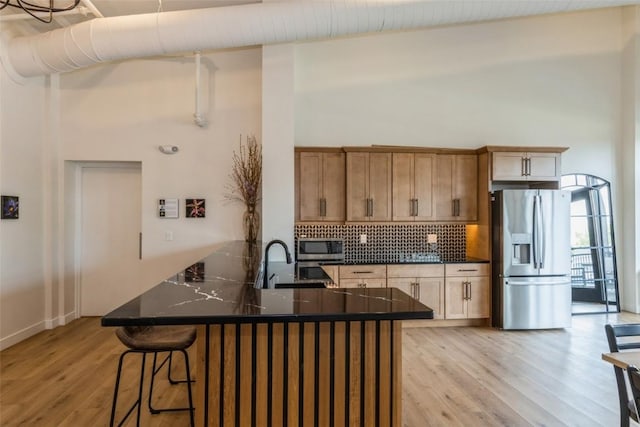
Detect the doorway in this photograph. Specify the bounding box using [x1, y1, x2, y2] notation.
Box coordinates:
[77, 162, 142, 316]
[561, 174, 619, 315]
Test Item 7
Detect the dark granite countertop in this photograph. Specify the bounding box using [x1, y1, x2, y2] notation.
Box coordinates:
[102, 241, 433, 326]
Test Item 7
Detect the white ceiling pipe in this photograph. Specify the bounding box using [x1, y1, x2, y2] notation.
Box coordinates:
[3, 0, 640, 79]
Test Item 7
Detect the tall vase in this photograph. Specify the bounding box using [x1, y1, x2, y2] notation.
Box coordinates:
[243, 206, 260, 243]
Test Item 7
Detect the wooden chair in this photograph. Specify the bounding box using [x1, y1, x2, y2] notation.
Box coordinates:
[605, 323, 640, 427]
[110, 325, 196, 427]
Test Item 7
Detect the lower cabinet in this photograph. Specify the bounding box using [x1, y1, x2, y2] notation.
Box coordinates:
[387, 265, 445, 319]
[339, 265, 386, 288]
[444, 264, 490, 319]
[332, 262, 490, 321]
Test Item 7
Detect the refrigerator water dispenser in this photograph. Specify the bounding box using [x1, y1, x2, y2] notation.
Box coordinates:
[511, 233, 531, 265]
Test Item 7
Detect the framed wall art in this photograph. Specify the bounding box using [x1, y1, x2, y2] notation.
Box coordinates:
[186, 198, 206, 218]
[1, 196, 19, 219]
[185, 262, 205, 282]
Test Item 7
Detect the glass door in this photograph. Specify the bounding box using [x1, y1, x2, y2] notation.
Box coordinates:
[562, 174, 619, 314]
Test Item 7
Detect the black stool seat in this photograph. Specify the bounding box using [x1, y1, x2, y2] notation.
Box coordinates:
[110, 325, 196, 427]
[116, 325, 196, 351]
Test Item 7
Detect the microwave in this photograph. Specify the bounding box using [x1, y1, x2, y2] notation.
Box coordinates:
[296, 238, 344, 262]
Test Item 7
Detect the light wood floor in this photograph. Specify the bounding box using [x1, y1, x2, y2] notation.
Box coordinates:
[1, 313, 639, 426]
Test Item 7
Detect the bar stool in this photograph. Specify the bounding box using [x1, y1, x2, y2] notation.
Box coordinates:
[110, 325, 196, 427]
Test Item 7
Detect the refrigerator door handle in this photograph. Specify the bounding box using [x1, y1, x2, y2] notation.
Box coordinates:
[533, 194, 544, 269]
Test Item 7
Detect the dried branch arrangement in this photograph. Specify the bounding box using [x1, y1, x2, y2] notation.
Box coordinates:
[225, 134, 262, 209]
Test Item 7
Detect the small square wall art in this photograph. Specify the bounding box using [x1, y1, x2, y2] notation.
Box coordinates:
[185, 262, 205, 282]
[186, 198, 206, 218]
[1, 196, 19, 219]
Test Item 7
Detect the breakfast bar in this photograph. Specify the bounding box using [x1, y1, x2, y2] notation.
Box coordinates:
[102, 241, 433, 427]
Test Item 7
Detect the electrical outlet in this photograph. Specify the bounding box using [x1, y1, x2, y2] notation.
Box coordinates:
[360, 234, 367, 244]
[427, 234, 438, 244]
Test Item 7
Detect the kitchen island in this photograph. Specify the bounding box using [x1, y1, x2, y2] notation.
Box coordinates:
[102, 241, 433, 427]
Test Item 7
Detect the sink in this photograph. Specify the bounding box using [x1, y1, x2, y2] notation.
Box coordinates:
[273, 282, 327, 289]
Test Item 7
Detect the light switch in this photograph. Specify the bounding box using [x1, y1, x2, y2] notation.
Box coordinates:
[427, 234, 438, 244]
[165, 231, 174, 241]
[360, 234, 367, 244]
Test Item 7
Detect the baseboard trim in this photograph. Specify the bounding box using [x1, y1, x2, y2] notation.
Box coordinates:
[403, 318, 490, 328]
[62, 311, 77, 325]
[0, 321, 46, 351]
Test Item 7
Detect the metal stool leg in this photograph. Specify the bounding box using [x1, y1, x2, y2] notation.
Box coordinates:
[180, 348, 195, 427]
[110, 351, 147, 427]
[148, 350, 195, 425]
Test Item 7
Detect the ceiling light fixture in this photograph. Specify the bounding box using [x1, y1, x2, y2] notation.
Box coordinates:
[0, 0, 81, 24]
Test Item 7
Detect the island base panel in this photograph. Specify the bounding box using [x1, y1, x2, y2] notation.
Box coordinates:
[195, 320, 402, 427]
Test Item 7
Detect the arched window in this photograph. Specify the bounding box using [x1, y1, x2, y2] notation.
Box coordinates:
[561, 174, 619, 314]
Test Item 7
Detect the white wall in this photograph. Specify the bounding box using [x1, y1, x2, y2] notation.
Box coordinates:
[621, 6, 640, 312]
[295, 9, 622, 177]
[57, 48, 263, 315]
[262, 44, 296, 259]
[0, 70, 47, 349]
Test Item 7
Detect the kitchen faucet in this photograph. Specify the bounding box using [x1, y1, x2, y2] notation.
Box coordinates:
[262, 239, 292, 289]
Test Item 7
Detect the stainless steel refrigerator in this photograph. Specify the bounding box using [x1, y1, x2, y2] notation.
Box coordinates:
[492, 189, 572, 329]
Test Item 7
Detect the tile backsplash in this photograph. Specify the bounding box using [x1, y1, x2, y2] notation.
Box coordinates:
[294, 224, 466, 263]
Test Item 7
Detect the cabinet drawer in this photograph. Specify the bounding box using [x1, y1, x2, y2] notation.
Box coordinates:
[339, 265, 386, 279]
[340, 278, 386, 288]
[387, 264, 444, 278]
[445, 263, 489, 277]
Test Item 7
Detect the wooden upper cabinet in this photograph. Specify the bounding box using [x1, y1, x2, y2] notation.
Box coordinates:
[392, 153, 436, 221]
[435, 154, 478, 221]
[346, 152, 392, 221]
[492, 151, 561, 182]
[297, 150, 345, 221]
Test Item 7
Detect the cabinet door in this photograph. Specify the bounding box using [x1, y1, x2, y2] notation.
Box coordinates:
[435, 154, 455, 220]
[387, 277, 414, 295]
[346, 152, 369, 221]
[298, 152, 323, 221]
[413, 153, 436, 220]
[392, 153, 414, 221]
[466, 276, 490, 319]
[454, 154, 477, 221]
[369, 153, 392, 221]
[444, 278, 467, 319]
[435, 154, 477, 221]
[492, 152, 526, 181]
[417, 278, 445, 319]
[528, 152, 560, 181]
[322, 152, 346, 221]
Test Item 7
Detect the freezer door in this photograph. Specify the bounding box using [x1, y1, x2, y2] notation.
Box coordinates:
[503, 277, 571, 329]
